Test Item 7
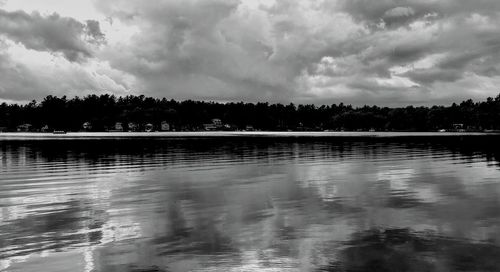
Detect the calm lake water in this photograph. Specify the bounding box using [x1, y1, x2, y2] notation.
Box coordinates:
[2, 135, 500, 271]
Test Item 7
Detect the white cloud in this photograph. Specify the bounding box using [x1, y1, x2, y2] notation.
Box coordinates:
[0, 41, 134, 101]
[384, 6, 416, 18]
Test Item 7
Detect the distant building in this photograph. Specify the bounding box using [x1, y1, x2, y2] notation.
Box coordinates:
[245, 125, 255, 131]
[128, 122, 139, 132]
[203, 123, 217, 131]
[82, 122, 92, 131]
[145, 123, 154, 132]
[452, 123, 465, 132]
[203, 118, 224, 131]
[211, 119, 222, 127]
[41, 125, 50, 132]
[17, 124, 32, 132]
[160, 121, 170, 131]
[114, 122, 124, 131]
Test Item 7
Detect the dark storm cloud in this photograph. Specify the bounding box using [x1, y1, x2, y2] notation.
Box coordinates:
[85, 19, 105, 44]
[403, 69, 463, 84]
[0, 9, 105, 61]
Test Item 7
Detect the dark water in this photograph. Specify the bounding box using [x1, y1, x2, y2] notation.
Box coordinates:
[2, 136, 500, 272]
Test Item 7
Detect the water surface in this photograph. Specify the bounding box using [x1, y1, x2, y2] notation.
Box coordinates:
[1, 136, 500, 271]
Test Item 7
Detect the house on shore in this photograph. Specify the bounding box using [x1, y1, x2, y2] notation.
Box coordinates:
[212, 119, 222, 127]
[128, 122, 139, 132]
[203, 118, 224, 131]
[145, 123, 154, 132]
[17, 124, 32, 132]
[452, 123, 465, 132]
[82, 122, 92, 131]
[115, 122, 124, 131]
[107, 122, 124, 132]
[160, 121, 170, 131]
[203, 123, 217, 131]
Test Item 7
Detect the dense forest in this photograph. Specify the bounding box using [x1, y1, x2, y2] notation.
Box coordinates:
[1, 94, 500, 132]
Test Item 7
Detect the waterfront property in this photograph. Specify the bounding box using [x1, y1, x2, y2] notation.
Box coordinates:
[160, 121, 170, 131]
[203, 123, 217, 131]
[127, 122, 139, 132]
[114, 122, 124, 131]
[16, 124, 32, 132]
[211, 118, 222, 127]
[82, 122, 92, 131]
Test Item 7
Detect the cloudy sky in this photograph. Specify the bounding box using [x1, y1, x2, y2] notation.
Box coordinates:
[1, 0, 500, 106]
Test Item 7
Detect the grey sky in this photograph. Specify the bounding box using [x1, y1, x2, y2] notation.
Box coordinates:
[1, 0, 500, 106]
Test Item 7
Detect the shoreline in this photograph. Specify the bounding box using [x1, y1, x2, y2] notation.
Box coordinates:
[1, 131, 499, 139]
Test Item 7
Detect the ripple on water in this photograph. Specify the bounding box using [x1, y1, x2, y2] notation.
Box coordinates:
[1, 137, 500, 271]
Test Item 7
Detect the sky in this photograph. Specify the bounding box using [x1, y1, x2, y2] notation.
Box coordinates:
[1, 0, 500, 106]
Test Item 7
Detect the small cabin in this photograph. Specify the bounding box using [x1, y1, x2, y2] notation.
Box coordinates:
[17, 124, 32, 132]
[128, 122, 139, 132]
[203, 123, 217, 131]
[453, 123, 464, 129]
[114, 122, 124, 131]
[160, 121, 170, 131]
[82, 122, 92, 131]
[211, 118, 222, 127]
[452, 123, 465, 132]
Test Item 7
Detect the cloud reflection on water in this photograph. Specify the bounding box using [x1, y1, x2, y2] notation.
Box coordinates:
[1, 137, 500, 271]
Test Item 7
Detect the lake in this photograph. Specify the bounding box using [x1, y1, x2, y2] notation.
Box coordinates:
[1, 134, 500, 271]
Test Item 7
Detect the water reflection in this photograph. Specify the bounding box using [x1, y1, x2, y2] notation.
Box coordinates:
[320, 228, 500, 272]
[1, 137, 500, 271]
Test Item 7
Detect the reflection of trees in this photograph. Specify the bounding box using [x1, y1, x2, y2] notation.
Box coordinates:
[319, 228, 500, 272]
[2, 137, 500, 173]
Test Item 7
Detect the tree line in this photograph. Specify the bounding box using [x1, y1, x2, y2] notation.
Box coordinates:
[1, 94, 500, 132]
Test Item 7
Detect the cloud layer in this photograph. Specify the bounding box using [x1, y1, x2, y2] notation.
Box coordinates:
[0, 9, 104, 61]
[1, 0, 500, 105]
